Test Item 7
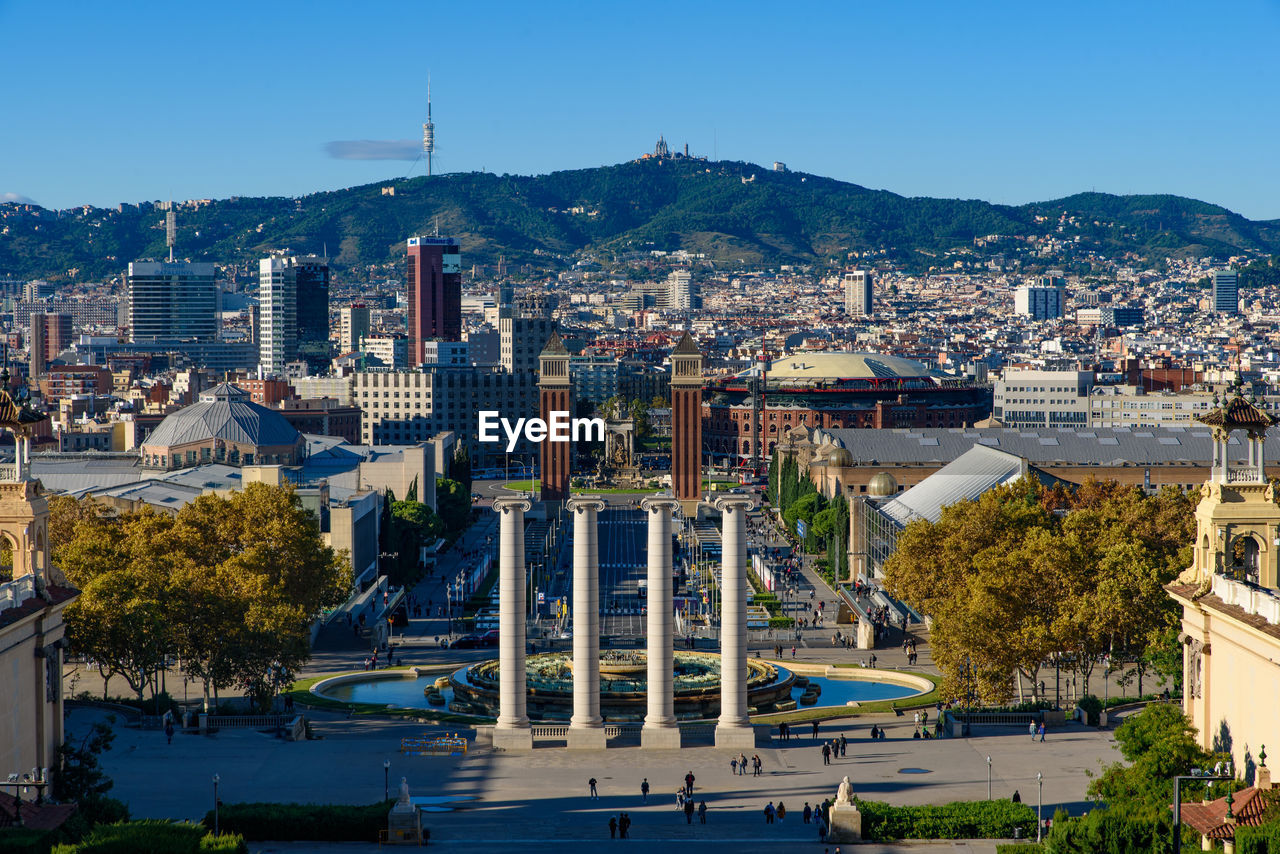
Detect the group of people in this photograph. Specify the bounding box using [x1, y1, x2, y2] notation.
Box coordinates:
[912, 709, 935, 739]
[606, 813, 632, 838]
[903, 636, 919, 666]
[820, 734, 847, 764]
[729, 753, 763, 776]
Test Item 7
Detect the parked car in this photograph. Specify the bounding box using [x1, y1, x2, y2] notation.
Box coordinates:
[480, 629, 500, 646]
[450, 634, 482, 649]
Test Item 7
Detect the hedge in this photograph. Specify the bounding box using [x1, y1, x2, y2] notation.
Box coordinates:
[856, 798, 1036, 841]
[0, 828, 56, 854]
[1236, 821, 1280, 854]
[996, 846, 1044, 854]
[201, 801, 395, 842]
[50, 821, 246, 854]
[1042, 808, 1172, 854]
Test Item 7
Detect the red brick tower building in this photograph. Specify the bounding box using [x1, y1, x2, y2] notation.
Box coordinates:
[406, 236, 461, 367]
[670, 332, 703, 511]
[538, 331, 572, 503]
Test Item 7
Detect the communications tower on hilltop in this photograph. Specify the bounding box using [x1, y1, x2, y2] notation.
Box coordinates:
[423, 76, 435, 177]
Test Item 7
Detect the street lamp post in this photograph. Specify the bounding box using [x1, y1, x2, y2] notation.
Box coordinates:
[1036, 772, 1043, 842]
[212, 774, 220, 836]
[986, 756, 992, 800]
[384, 760, 391, 801]
[1172, 767, 1234, 854]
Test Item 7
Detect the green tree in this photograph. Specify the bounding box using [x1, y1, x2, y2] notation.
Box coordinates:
[453, 444, 473, 493]
[1087, 703, 1217, 819]
[435, 478, 471, 537]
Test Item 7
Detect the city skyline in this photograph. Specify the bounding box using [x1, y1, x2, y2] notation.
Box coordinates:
[1, 0, 1278, 219]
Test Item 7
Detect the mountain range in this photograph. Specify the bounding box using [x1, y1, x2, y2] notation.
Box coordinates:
[2, 159, 1277, 281]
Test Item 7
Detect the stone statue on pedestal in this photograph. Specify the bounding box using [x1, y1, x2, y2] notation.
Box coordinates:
[836, 775, 853, 806]
[828, 775, 862, 843]
[395, 777, 412, 810]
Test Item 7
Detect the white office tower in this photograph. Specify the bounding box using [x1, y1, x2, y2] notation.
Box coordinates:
[259, 257, 298, 376]
[843, 269, 873, 317]
[258, 255, 329, 376]
[126, 261, 218, 342]
[340, 304, 371, 353]
[1014, 281, 1065, 320]
[1212, 270, 1239, 315]
[667, 270, 694, 310]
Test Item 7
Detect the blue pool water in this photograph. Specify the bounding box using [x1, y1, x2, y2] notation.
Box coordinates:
[320, 666, 918, 709]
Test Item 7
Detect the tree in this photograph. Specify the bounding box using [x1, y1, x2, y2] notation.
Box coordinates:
[1087, 703, 1218, 819]
[52, 719, 130, 827]
[883, 479, 1194, 706]
[435, 478, 471, 537]
[163, 483, 350, 711]
[453, 444, 473, 494]
[383, 499, 445, 586]
[59, 508, 174, 702]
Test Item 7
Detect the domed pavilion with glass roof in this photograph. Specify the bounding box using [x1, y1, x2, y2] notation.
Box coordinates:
[140, 383, 305, 470]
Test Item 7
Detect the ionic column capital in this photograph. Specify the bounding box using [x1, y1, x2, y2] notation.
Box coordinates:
[493, 496, 532, 515]
[566, 496, 606, 514]
[714, 494, 756, 513]
[640, 495, 679, 515]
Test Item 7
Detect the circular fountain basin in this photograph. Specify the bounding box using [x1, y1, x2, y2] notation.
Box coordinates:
[314, 655, 928, 721]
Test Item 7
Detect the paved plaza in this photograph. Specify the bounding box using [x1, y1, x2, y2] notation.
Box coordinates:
[74, 700, 1121, 853]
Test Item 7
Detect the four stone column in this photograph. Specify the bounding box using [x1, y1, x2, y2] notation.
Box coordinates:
[715, 494, 757, 749]
[492, 496, 533, 750]
[641, 496, 681, 749]
[567, 497, 607, 749]
[489, 491, 758, 751]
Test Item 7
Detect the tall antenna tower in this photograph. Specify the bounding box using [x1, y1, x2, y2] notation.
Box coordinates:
[165, 209, 176, 262]
[422, 75, 435, 177]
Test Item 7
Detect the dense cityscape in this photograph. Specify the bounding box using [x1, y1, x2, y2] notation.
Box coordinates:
[3, 4, 1280, 853]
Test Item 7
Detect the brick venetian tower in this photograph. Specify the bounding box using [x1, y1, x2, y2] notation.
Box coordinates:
[538, 331, 572, 503]
[670, 331, 704, 512]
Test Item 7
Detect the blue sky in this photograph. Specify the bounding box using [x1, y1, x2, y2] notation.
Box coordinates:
[3, 0, 1279, 218]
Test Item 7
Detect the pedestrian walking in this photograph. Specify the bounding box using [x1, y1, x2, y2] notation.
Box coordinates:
[753, 755, 762, 776]
[913, 710, 920, 734]
[1038, 722, 1046, 742]
[641, 778, 650, 803]
[164, 718, 175, 745]
[803, 802, 813, 824]
[589, 777, 599, 799]
[698, 801, 707, 823]
[818, 815, 828, 841]
[684, 771, 695, 796]
[1029, 720, 1037, 740]
[609, 816, 617, 839]
[777, 802, 786, 822]
[739, 753, 748, 775]
[676, 789, 685, 809]
[839, 734, 847, 756]
[792, 645, 797, 658]
[619, 812, 630, 839]
[764, 801, 776, 824]
[684, 798, 695, 824]
[812, 720, 820, 738]
[822, 742, 831, 765]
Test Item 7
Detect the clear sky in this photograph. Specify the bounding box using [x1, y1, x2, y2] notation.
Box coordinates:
[3, 0, 1279, 219]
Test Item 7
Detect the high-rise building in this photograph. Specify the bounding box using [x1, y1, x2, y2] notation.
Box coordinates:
[259, 255, 330, 376]
[339, 304, 371, 353]
[1212, 270, 1239, 315]
[406, 236, 461, 366]
[1014, 281, 1065, 320]
[667, 270, 694, 310]
[126, 261, 218, 342]
[843, 270, 873, 317]
[29, 313, 72, 375]
[28, 314, 46, 379]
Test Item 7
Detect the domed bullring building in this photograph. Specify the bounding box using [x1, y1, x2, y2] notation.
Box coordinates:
[703, 352, 990, 462]
[141, 383, 305, 470]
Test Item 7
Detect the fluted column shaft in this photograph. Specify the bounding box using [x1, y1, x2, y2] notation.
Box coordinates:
[494, 497, 531, 735]
[642, 497, 679, 738]
[715, 495, 755, 746]
[568, 498, 605, 741]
